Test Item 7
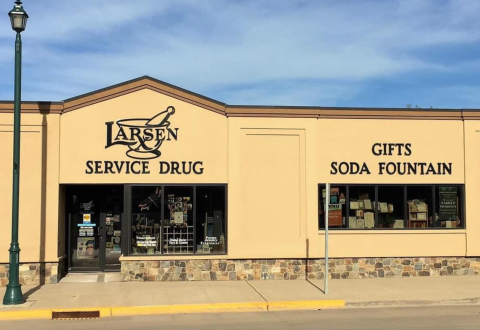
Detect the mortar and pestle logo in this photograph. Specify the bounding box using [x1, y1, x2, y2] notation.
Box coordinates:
[105, 106, 178, 160]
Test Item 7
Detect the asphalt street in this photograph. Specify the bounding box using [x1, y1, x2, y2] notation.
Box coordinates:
[2, 305, 480, 330]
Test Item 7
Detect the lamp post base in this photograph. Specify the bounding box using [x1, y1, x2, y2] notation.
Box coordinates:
[3, 283, 24, 305]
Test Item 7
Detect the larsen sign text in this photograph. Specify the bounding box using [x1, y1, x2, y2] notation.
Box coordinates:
[85, 106, 204, 175]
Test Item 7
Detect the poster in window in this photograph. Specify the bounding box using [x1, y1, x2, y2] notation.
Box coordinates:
[82, 214, 91, 224]
[327, 204, 342, 227]
[79, 227, 94, 237]
[439, 187, 457, 221]
[77, 237, 95, 259]
[174, 212, 183, 224]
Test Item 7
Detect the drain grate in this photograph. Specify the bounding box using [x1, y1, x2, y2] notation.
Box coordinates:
[52, 311, 100, 320]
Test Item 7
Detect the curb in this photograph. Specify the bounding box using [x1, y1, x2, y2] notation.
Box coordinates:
[345, 297, 480, 309]
[0, 300, 345, 321]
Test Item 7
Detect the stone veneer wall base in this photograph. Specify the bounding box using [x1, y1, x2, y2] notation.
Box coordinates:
[0, 260, 65, 287]
[121, 257, 480, 282]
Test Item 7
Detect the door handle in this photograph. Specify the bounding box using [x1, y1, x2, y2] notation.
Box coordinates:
[98, 226, 103, 236]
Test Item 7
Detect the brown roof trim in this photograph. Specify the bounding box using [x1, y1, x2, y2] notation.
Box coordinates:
[227, 113, 319, 118]
[461, 109, 480, 120]
[317, 109, 463, 120]
[226, 106, 465, 120]
[227, 106, 319, 118]
[63, 76, 226, 115]
[228, 105, 461, 111]
[0, 101, 63, 114]
[2, 76, 480, 121]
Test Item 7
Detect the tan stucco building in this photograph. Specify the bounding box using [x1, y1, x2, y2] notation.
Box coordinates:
[0, 76, 479, 285]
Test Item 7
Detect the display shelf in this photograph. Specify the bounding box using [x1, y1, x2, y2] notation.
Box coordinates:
[408, 202, 428, 228]
[163, 225, 194, 254]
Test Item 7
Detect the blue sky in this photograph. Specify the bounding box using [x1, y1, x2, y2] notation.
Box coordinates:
[0, 0, 479, 108]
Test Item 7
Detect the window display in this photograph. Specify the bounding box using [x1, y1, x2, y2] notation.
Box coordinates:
[407, 186, 433, 228]
[378, 186, 404, 228]
[318, 186, 347, 229]
[105, 213, 122, 266]
[131, 186, 162, 255]
[163, 186, 194, 254]
[196, 186, 226, 254]
[319, 184, 464, 230]
[348, 186, 375, 229]
[436, 186, 462, 228]
[129, 185, 227, 255]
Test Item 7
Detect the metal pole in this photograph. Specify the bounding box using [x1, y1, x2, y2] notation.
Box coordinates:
[324, 183, 329, 295]
[3, 32, 24, 305]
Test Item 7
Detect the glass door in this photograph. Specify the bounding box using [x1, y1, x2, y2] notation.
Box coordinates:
[69, 201, 101, 271]
[104, 213, 122, 270]
[67, 185, 123, 272]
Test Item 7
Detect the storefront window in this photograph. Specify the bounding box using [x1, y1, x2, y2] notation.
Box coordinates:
[131, 186, 163, 255]
[435, 186, 463, 228]
[319, 185, 347, 229]
[318, 184, 464, 230]
[378, 186, 405, 229]
[129, 185, 227, 255]
[196, 186, 226, 254]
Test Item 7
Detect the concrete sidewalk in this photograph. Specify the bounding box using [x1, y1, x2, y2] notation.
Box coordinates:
[0, 276, 479, 320]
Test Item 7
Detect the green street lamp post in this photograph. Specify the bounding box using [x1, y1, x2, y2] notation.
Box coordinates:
[3, 0, 28, 306]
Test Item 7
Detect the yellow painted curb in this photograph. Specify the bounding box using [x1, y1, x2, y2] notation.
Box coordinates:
[268, 300, 345, 311]
[0, 307, 112, 321]
[111, 302, 268, 317]
[0, 300, 344, 320]
[0, 309, 51, 321]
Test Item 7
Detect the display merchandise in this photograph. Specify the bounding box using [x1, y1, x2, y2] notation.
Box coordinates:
[163, 193, 194, 254]
[105, 213, 121, 255]
[320, 184, 464, 230]
[129, 185, 226, 255]
[138, 187, 161, 211]
[408, 200, 428, 228]
[131, 213, 161, 254]
[320, 187, 347, 228]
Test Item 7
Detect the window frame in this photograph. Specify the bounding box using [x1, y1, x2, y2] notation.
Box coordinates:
[318, 184, 465, 230]
[125, 183, 228, 256]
